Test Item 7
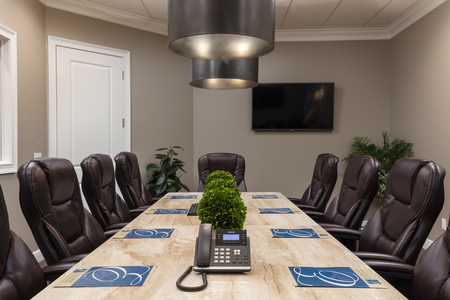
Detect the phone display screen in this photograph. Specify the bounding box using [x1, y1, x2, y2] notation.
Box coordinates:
[223, 234, 240, 241]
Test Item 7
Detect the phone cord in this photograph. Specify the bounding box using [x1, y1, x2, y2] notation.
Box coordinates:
[176, 266, 208, 292]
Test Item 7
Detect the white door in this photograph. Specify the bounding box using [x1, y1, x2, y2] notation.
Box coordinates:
[56, 46, 124, 179]
[48, 37, 131, 208]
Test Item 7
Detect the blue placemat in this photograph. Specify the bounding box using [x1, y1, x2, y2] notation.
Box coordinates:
[57, 266, 154, 287]
[288, 267, 369, 288]
[170, 195, 198, 199]
[152, 209, 188, 214]
[115, 229, 174, 239]
[271, 228, 321, 238]
[259, 208, 294, 214]
[252, 195, 279, 199]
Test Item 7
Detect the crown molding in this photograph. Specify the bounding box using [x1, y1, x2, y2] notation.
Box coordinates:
[39, 0, 167, 36]
[40, 0, 446, 42]
[386, 0, 446, 38]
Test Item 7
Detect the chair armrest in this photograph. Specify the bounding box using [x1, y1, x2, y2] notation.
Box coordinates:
[323, 227, 362, 240]
[42, 263, 76, 282]
[129, 207, 147, 219]
[362, 260, 415, 280]
[295, 204, 318, 212]
[104, 222, 129, 238]
[304, 211, 324, 223]
[58, 254, 87, 264]
[354, 252, 407, 263]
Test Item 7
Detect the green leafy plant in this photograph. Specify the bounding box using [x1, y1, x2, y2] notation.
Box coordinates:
[343, 132, 414, 200]
[198, 170, 247, 230]
[145, 146, 190, 197]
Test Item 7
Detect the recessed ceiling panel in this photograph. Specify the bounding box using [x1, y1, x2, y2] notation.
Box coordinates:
[282, 0, 341, 28]
[89, 0, 150, 17]
[142, 0, 168, 22]
[367, 0, 419, 26]
[324, 0, 390, 27]
[275, 0, 291, 28]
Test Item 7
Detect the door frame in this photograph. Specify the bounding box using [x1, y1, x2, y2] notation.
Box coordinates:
[48, 36, 131, 156]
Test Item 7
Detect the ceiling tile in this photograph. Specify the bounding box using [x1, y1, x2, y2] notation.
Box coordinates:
[142, 0, 168, 22]
[324, 0, 391, 27]
[282, 0, 342, 28]
[367, 0, 419, 26]
[275, 0, 292, 28]
[89, 0, 150, 17]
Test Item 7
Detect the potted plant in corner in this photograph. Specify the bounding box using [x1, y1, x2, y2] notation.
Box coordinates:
[197, 170, 247, 229]
[145, 146, 190, 197]
[343, 132, 414, 201]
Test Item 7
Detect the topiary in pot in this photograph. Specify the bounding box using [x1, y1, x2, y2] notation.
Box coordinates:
[198, 170, 247, 230]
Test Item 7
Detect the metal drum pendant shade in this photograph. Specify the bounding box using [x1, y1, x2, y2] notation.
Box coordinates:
[190, 58, 258, 90]
[168, 0, 275, 60]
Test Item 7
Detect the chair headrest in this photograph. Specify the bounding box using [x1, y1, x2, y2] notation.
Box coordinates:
[343, 156, 375, 190]
[85, 154, 115, 188]
[388, 158, 433, 204]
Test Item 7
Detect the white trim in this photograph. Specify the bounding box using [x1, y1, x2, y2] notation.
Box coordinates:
[33, 249, 45, 264]
[0, 24, 18, 174]
[423, 238, 433, 250]
[40, 0, 166, 36]
[48, 36, 131, 157]
[387, 0, 446, 39]
[40, 0, 446, 42]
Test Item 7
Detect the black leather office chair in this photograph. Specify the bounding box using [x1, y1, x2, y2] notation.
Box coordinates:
[309, 155, 380, 229]
[81, 153, 131, 234]
[18, 158, 106, 266]
[326, 158, 445, 274]
[115, 152, 157, 218]
[0, 184, 72, 299]
[288, 153, 339, 213]
[363, 213, 450, 299]
[197, 153, 247, 192]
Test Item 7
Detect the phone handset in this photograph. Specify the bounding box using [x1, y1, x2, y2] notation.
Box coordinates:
[196, 224, 212, 267]
[176, 224, 210, 292]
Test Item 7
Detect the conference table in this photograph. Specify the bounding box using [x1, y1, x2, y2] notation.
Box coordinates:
[33, 192, 406, 299]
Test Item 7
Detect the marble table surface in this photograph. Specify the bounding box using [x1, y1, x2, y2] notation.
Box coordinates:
[32, 192, 406, 300]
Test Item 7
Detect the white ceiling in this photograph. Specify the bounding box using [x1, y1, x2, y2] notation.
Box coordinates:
[39, 0, 446, 41]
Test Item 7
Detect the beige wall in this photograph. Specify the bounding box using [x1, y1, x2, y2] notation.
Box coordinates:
[390, 1, 450, 241]
[194, 41, 391, 199]
[0, 0, 47, 251]
[45, 8, 194, 192]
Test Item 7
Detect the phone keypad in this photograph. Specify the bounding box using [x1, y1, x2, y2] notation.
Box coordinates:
[212, 246, 249, 265]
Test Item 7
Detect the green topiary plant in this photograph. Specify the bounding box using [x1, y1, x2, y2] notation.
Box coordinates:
[198, 170, 247, 230]
[343, 132, 414, 200]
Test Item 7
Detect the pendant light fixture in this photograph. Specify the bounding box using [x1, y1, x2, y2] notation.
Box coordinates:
[168, 0, 275, 60]
[190, 58, 258, 90]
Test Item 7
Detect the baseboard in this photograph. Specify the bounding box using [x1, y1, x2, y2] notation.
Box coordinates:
[33, 249, 44, 264]
[423, 238, 433, 250]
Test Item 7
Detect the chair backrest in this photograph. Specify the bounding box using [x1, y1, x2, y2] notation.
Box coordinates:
[410, 213, 450, 300]
[298, 153, 339, 212]
[197, 153, 247, 192]
[81, 153, 132, 230]
[17, 158, 106, 266]
[114, 152, 155, 209]
[0, 184, 47, 300]
[322, 155, 380, 229]
[359, 157, 445, 265]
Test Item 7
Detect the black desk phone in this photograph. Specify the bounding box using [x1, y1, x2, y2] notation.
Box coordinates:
[194, 223, 251, 273]
[176, 224, 251, 292]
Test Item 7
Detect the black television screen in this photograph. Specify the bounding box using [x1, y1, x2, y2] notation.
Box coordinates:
[252, 83, 334, 131]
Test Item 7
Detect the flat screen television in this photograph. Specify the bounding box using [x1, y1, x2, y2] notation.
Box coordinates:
[252, 82, 334, 131]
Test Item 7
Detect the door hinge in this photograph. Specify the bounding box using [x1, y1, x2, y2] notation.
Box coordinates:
[122, 119, 125, 127]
